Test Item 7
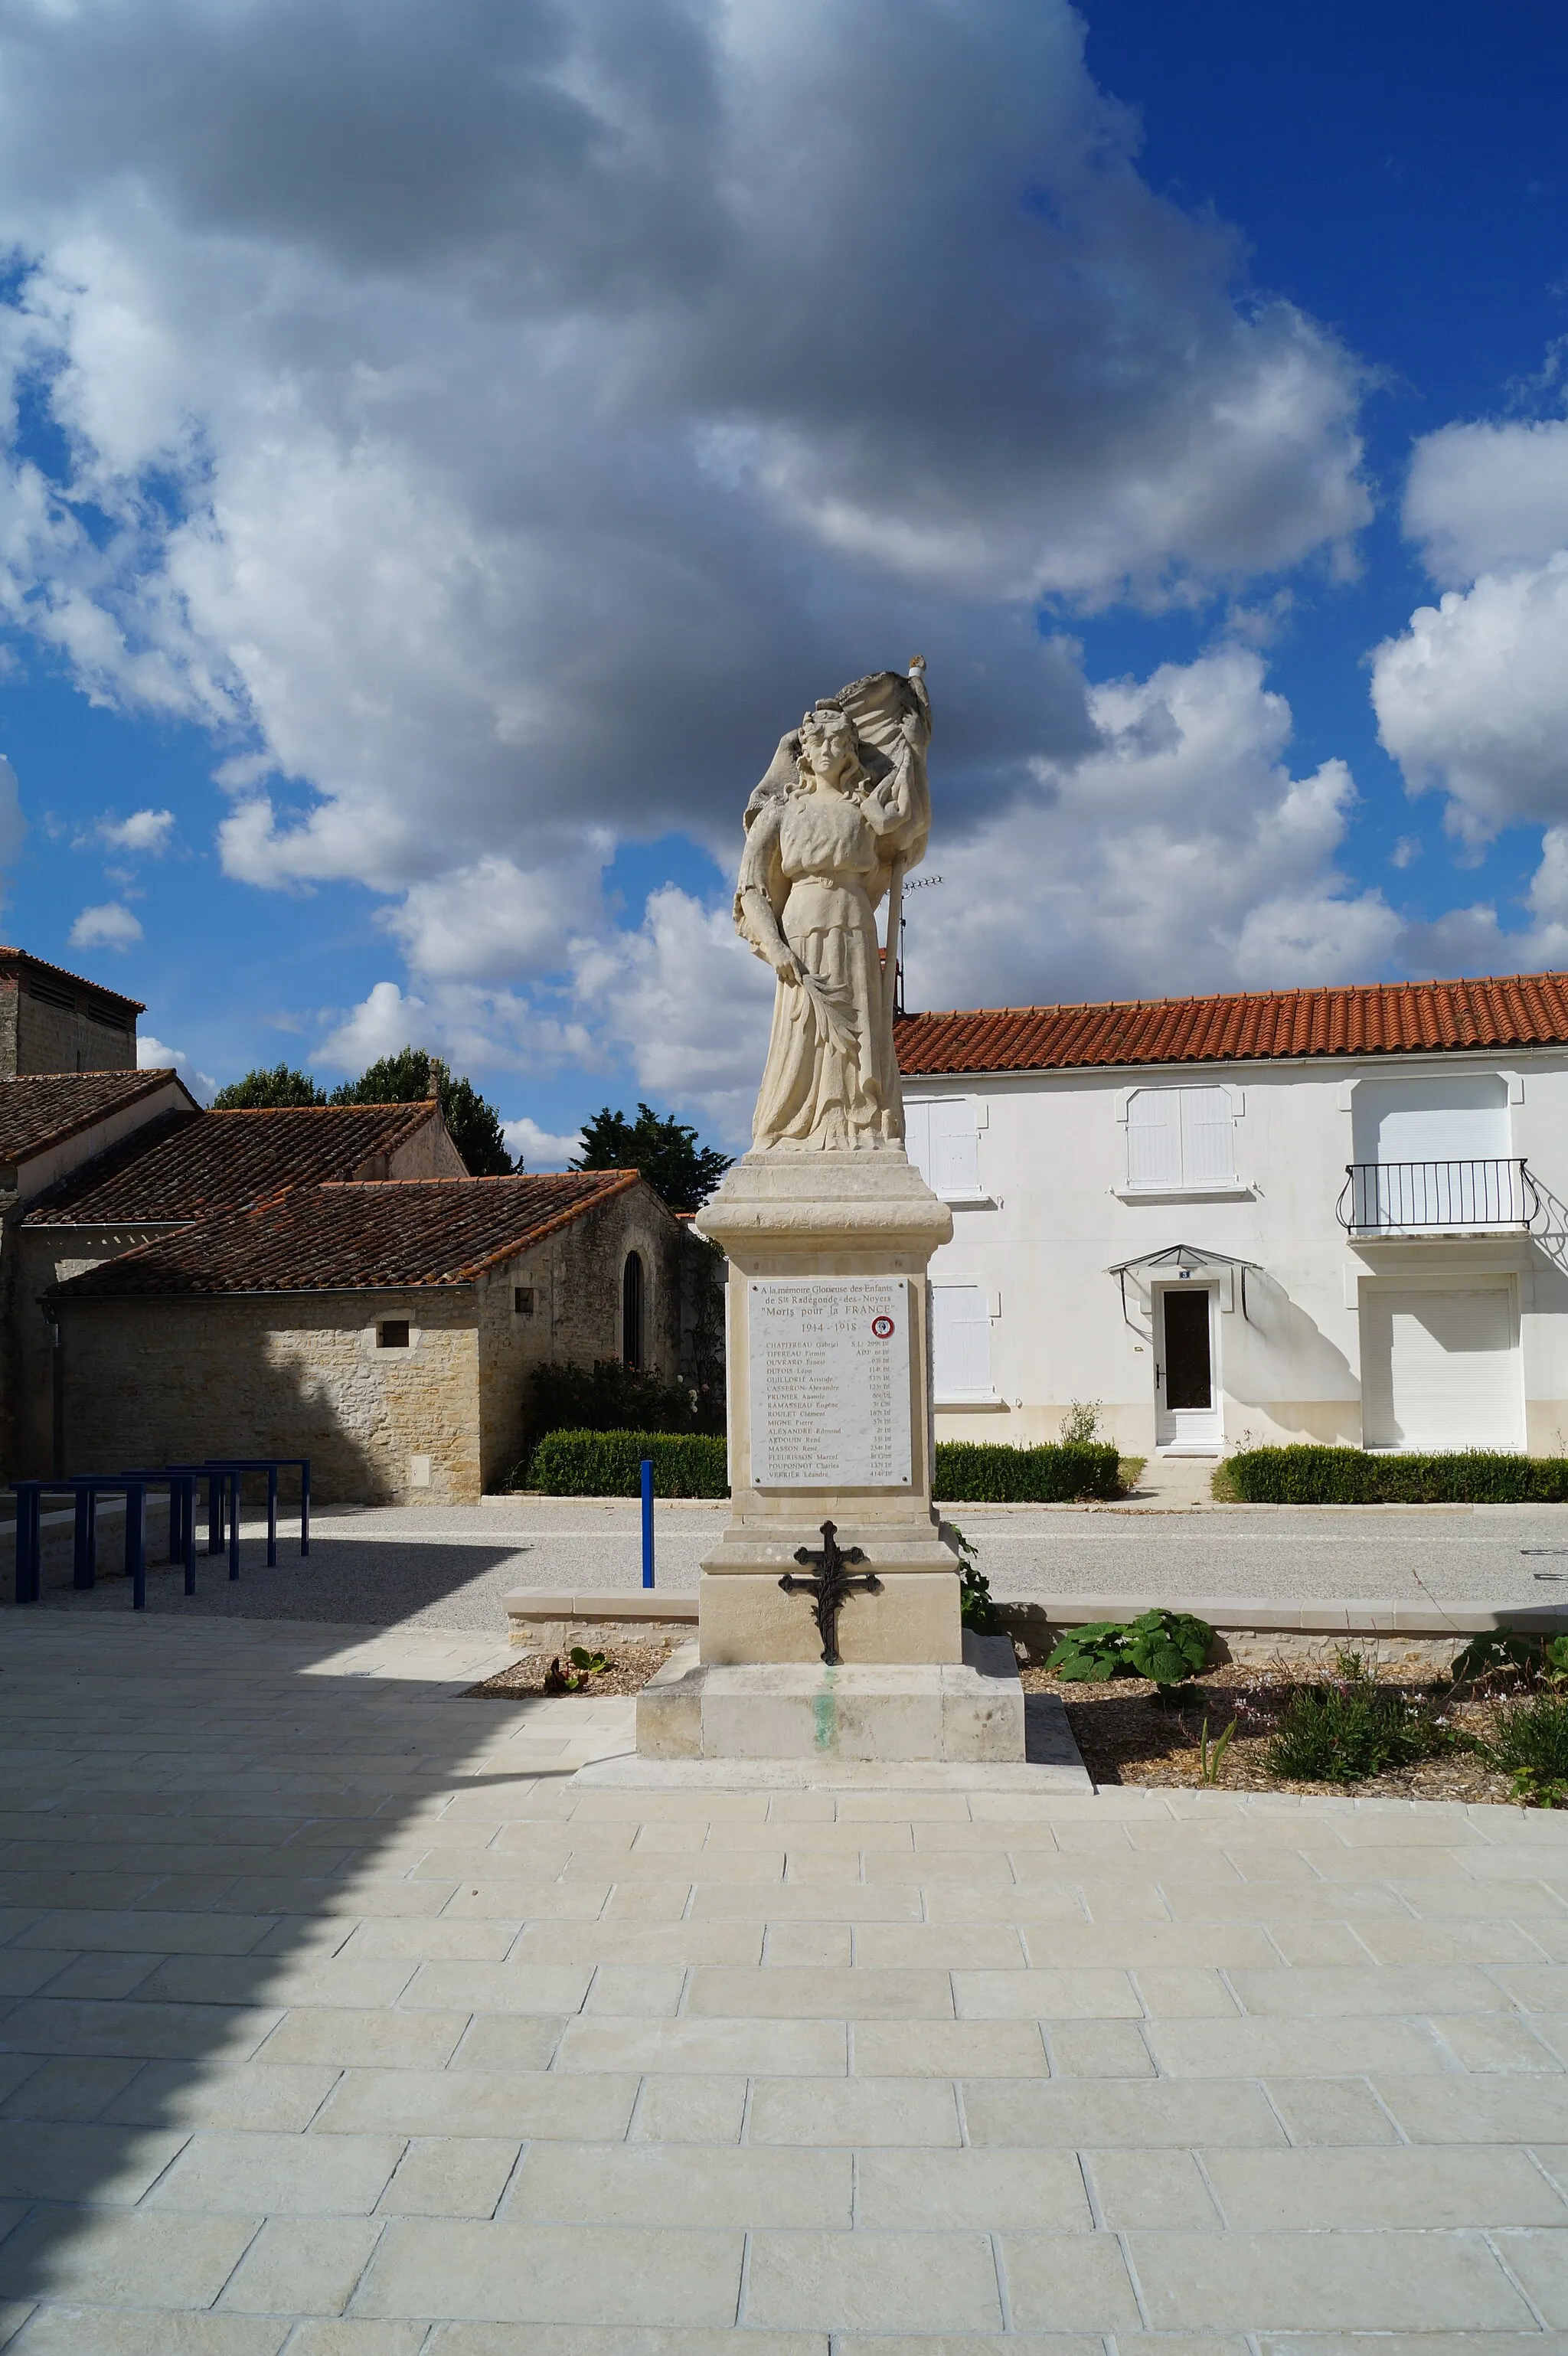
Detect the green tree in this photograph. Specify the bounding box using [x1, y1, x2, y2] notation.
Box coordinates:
[573, 1102, 731, 1213]
[211, 1063, 326, 1109]
[329, 1047, 513, 1176]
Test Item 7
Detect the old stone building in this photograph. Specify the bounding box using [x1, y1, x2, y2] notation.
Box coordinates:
[0, 948, 142, 1076]
[11, 1096, 462, 1474]
[51, 1169, 685, 1502]
[0, 1067, 200, 1475]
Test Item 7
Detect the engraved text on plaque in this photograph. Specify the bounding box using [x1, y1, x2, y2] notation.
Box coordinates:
[749, 1278, 913, 1488]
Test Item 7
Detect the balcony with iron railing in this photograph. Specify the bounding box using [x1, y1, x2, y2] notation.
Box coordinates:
[1337, 1157, 1538, 1236]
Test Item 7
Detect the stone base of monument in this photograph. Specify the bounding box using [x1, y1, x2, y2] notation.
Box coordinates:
[636, 1630, 1026, 1763]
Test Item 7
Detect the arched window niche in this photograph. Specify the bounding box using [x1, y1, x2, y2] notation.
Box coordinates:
[622, 1250, 645, 1372]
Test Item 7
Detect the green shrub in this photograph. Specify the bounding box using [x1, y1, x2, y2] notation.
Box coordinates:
[1226, 1446, 1568, 1505]
[1485, 1692, 1568, 1797]
[518, 1358, 723, 1462]
[934, 1441, 1121, 1503]
[1264, 1652, 1445, 1782]
[524, 1429, 728, 1497]
[949, 1524, 1001, 1635]
[1047, 1609, 1214, 1691]
[1451, 1632, 1568, 1691]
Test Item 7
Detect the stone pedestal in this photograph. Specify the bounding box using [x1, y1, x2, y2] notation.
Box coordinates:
[694, 1148, 962, 1667]
[639, 1633, 1024, 1762]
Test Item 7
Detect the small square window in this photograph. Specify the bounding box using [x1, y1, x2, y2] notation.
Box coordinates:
[514, 1286, 535, 1316]
[378, 1319, 410, 1349]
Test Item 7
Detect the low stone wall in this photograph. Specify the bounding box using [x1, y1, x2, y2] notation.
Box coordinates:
[997, 1595, 1568, 1677]
[2, 1493, 173, 1597]
[503, 1589, 697, 1652]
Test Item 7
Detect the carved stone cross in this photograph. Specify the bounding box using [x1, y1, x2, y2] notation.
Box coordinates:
[778, 1518, 883, 1667]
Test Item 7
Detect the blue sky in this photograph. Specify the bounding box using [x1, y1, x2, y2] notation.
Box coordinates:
[1, 0, 1566, 1160]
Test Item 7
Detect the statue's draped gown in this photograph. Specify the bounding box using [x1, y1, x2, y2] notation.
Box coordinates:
[741, 784, 903, 1151]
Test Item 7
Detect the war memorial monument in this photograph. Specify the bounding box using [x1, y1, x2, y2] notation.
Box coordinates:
[639, 659, 1026, 1761]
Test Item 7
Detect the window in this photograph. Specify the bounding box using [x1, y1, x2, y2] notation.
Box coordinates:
[622, 1251, 645, 1371]
[514, 1286, 535, 1317]
[932, 1283, 993, 1400]
[377, 1319, 410, 1349]
[906, 1097, 982, 1197]
[1351, 1076, 1509, 1165]
[1125, 1087, 1236, 1190]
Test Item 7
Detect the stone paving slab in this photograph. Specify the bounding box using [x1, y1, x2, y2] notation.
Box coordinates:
[2, 1616, 1568, 2348]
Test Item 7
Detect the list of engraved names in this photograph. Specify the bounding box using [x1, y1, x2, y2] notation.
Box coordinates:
[749, 1278, 913, 1488]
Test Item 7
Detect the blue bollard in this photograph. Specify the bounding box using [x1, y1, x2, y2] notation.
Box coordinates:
[641, 1457, 655, 1590]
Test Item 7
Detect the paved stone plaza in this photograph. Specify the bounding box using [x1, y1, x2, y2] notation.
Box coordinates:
[3, 1612, 1568, 2348]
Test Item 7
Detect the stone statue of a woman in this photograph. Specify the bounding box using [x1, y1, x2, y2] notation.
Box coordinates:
[736, 658, 932, 1152]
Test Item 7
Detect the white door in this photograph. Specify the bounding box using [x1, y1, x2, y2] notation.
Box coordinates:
[1155, 1284, 1222, 1449]
[1361, 1286, 1522, 1449]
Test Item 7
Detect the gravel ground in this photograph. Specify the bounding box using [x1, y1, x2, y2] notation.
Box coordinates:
[14, 1488, 1568, 1632]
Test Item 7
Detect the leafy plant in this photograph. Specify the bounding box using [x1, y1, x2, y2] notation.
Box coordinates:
[523, 1429, 730, 1498]
[1046, 1609, 1214, 1691]
[1226, 1446, 1568, 1505]
[949, 1524, 1001, 1634]
[211, 1062, 326, 1109]
[1200, 1717, 1237, 1785]
[573, 1102, 732, 1213]
[328, 1044, 514, 1174]
[934, 1441, 1121, 1503]
[1046, 1621, 1134, 1683]
[1449, 1632, 1568, 1695]
[1264, 1652, 1446, 1783]
[1058, 1398, 1102, 1446]
[544, 1646, 611, 1694]
[1124, 1609, 1213, 1688]
[1485, 1692, 1568, 1799]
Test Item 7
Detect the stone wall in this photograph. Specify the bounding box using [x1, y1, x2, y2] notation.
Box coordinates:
[57, 1290, 482, 1503]
[5, 976, 138, 1077]
[477, 1182, 687, 1490]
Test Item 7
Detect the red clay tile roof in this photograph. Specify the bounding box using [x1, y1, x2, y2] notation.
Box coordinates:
[0, 947, 144, 1013]
[52, 1171, 643, 1297]
[0, 1070, 188, 1167]
[894, 971, 1568, 1077]
[23, 1100, 446, 1226]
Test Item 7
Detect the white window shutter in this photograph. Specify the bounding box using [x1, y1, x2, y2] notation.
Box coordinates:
[904, 1100, 933, 1188]
[1179, 1087, 1236, 1186]
[1125, 1090, 1181, 1187]
[932, 1099, 979, 1194]
[933, 1284, 991, 1397]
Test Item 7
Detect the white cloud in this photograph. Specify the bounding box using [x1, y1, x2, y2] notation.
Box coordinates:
[903, 646, 1399, 1012]
[137, 1030, 215, 1102]
[69, 900, 142, 949]
[0, 0, 1370, 987]
[1404, 417, 1568, 586]
[312, 979, 426, 1073]
[1373, 417, 1568, 846]
[1372, 556, 1568, 842]
[502, 1114, 583, 1171]
[97, 806, 175, 852]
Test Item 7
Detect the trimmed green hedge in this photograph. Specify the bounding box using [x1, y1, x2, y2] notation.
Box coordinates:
[523, 1430, 1124, 1503]
[525, 1429, 729, 1498]
[1226, 1446, 1568, 1505]
[934, 1441, 1122, 1503]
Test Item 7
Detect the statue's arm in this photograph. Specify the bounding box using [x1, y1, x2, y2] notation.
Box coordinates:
[734, 800, 800, 984]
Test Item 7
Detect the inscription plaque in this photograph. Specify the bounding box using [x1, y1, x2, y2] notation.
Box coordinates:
[749, 1278, 913, 1488]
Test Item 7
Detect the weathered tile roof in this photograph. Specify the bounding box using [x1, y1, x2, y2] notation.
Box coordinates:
[894, 970, 1568, 1078]
[0, 1070, 185, 1167]
[23, 1100, 445, 1226]
[0, 946, 145, 1013]
[52, 1170, 642, 1296]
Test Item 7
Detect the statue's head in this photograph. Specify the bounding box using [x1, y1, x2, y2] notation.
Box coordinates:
[795, 702, 864, 794]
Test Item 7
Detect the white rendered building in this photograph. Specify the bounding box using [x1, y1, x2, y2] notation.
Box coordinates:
[895, 972, 1568, 1459]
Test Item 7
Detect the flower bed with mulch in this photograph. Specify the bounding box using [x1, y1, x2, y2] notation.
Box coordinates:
[1022, 1659, 1520, 1803]
[462, 1639, 677, 1700]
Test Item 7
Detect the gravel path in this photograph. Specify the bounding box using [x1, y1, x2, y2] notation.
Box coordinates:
[16, 1490, 1568, 1632]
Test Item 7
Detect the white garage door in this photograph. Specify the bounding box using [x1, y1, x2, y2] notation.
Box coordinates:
[1361, 1287, 1521, 1450]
